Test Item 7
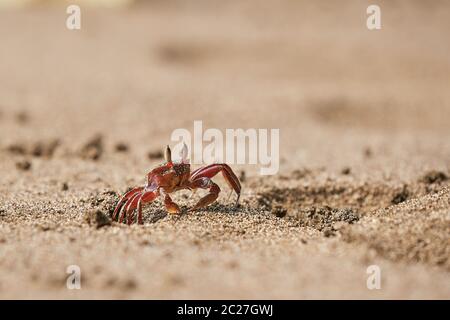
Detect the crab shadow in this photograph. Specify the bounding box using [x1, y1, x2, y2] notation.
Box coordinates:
[195, 202, 243, 214]
[143, 209, 168, 224]
[140, 202, 245, 224]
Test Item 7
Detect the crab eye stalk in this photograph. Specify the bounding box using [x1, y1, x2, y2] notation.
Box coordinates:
[180, 142, 188, 162]
[164, 145, 172, 163]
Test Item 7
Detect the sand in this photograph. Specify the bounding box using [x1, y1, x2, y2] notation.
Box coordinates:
[0, 1, 449, 299]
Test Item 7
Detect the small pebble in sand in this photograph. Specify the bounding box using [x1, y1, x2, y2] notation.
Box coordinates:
[6, 143, 26, 155]
[341, 167, 351, 175]
[239, 170, 246, 182]
[7, 140, 59, 158]
[31, 140, 60, 157]
[420, 170, 448, 184]
[62, 182, 69, 191]
[292, 168, 312, 179]
[87, 189, 120, 218]
[148, 150, 163, 160]
[83, 209, 111, 228]
[81, 134, 103, 160]
[298, 206, 359, 232]
[37, 222, 54, 232]
[363, 147, 373, 158]
[16, 159, 31, 171]
[271, 205, 287, 218]
[323, 228, 336, 237]
[392, 187, 409, 205]
[115, 142, 129, 152]
[15, 111, 29, 124]
[122, 278, 138, 290]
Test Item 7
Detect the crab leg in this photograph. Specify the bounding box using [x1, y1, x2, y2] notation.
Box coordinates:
[136, 190, 158, 224]
[190, 164, 241, 203]
[119, 192, 142, 224]
[164, 194, 181, 214]
[112, 187, 144, 221]
[188, 177, 221, 211]
[127, 206, 137, 225]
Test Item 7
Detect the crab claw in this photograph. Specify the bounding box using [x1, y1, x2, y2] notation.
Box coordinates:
[190, 163, 241, 203]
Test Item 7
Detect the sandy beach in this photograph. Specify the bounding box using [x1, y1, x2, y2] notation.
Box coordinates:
[0, 0, 449, 299]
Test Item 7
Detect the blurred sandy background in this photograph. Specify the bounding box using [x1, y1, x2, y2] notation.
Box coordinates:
[0, 0, 449, 299]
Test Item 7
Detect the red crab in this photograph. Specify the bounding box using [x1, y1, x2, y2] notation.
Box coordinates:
[112, 144, 241, 224]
